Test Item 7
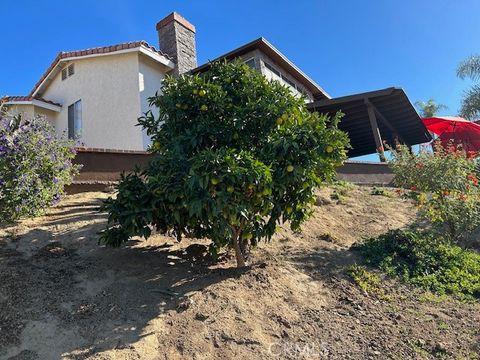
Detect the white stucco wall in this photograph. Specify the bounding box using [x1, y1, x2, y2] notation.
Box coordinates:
[138, 54, 165, 149]
[4, 104, 60, 139]
[40, 52, 147, 150]
[6, 104, 35, 119]
[5, 104, 62, 137]
[35, 107, 59, 133]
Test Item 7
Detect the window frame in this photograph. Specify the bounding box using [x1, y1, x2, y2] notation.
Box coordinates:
[68, 100, 82, 140]
[264, 61, 281, 77]
[264, 60, 304, 93]
[243, 57, 256, 69]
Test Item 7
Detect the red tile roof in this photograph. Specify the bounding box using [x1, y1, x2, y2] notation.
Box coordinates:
[30, 40, 171, 96]
[4, 96, 62, 107]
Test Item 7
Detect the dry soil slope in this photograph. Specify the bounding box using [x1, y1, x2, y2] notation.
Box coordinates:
[0, 186, 478, 360]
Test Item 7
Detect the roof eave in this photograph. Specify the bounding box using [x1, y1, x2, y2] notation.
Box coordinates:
[257, 38, 330, 100]
[191, 37, 330, 100]
[31, 46, 174, 97]
[309, 87, 398, 109]
[138, 46, 175, 69]
[5, 99, 62, 112]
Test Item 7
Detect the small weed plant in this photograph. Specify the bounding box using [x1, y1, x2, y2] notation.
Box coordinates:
[370, 186, 392, 197]
[347, 264, 381, 293]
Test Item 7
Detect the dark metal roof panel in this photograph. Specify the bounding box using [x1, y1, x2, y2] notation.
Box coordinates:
[308, 88, 431, 157]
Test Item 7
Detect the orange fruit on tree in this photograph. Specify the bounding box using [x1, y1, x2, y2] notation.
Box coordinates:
[243, 232, 253, 240]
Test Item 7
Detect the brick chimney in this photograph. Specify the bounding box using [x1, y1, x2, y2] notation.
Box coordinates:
[156, 12, 197, 76]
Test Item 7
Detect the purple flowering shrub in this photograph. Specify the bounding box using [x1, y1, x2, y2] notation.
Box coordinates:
[0, 108, 80, 222]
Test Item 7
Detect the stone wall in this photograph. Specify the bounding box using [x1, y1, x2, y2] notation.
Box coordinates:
[156, 12, 197, 76]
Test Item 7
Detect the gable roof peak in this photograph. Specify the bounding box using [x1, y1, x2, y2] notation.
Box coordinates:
[30, 40, 174, 97]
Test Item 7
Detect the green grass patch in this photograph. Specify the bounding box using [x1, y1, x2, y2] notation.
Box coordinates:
[332, 180, 355, 192]
[347, 264, 381, 293]
[418, 292, 450, 303]
[437, 321, 449, 331]
[346, 264, 394, 300]
[330, 180, 355, 202]
[352, 230, 480, 301]
[370, 186, 393, 197]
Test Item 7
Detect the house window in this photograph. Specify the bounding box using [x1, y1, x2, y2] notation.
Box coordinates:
[264, 61, 302, 92]
[264, 61, 281, 77]
[61, 63, 75, 81]
[243, 58, 256, 69]
[282, 76, 297, 89]
[68, 100, 82, 139]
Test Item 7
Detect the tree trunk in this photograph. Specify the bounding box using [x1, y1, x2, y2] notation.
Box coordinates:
[232, 229, 246, 268]
[239, 236, 250, 260]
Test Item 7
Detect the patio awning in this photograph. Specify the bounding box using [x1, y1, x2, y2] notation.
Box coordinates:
[308, 87, 432, 158]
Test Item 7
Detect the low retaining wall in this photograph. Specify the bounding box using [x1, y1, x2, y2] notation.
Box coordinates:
[67, 148, 152, 193]
[73, 148, 151, 182]
[67, 148, 394, 193]
[336, 161, 394, 186]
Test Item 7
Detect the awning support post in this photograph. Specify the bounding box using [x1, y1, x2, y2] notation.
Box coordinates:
[365, 100, 386, 162]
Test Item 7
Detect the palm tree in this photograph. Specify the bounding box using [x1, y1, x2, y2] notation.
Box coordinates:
[415, 99, 447, 117]
[457, 55, 480, 120]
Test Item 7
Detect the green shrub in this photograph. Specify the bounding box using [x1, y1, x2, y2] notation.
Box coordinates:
[100, 61, 349, 267]
[353, 230, 480, 300]
[0, 105, 80, 222]
[389, 144, 480, 240]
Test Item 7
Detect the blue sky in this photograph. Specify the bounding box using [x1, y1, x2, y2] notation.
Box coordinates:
[2, 1, 479, 159]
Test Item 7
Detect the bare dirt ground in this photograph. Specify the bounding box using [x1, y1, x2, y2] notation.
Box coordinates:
[0, 186, 478, 360]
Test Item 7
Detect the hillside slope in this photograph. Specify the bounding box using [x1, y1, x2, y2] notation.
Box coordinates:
[0, 186, 478, 360]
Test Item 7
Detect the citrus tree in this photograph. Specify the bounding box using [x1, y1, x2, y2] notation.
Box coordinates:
[100, 61, 349, 267]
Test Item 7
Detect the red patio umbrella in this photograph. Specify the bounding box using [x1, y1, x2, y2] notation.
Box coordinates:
[422, 116, 480, 155]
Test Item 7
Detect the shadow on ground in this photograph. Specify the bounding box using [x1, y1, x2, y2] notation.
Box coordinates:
[287, 244, 359, 284]
[0, 195, 248, 359]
